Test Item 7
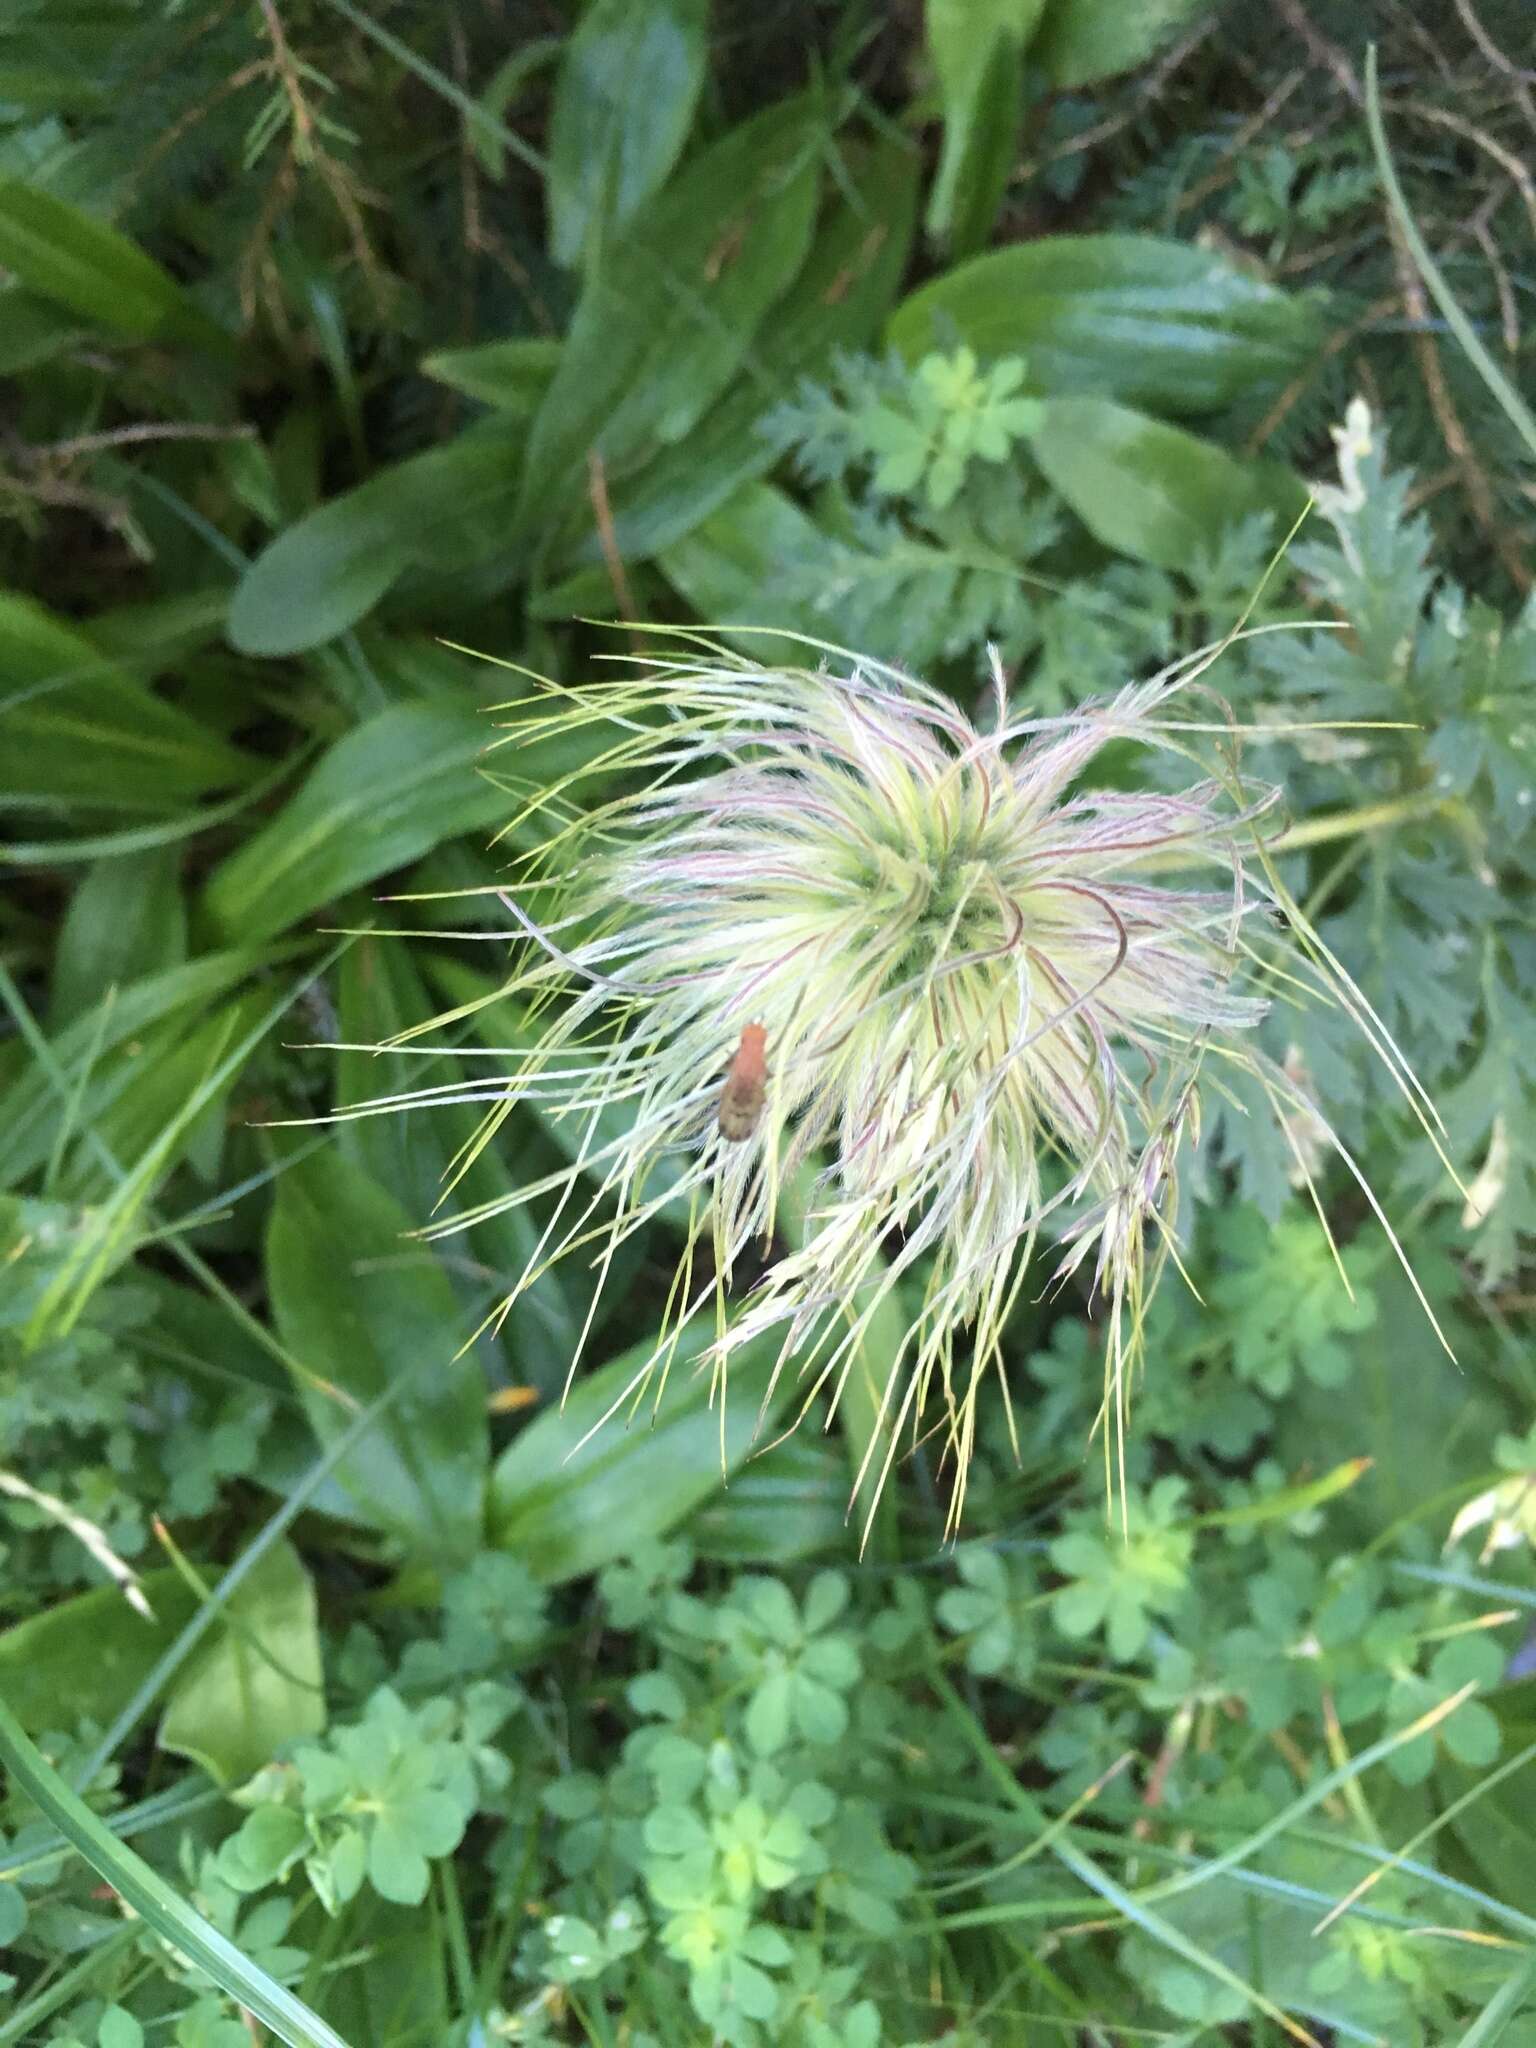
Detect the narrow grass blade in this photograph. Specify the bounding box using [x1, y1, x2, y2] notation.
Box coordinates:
[0, 1694, 352, 2048]
[1366, 43, 1536, 463]
[1451, 1947, 1536, 2048]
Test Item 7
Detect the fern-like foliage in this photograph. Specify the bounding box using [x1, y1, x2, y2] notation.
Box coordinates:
[1204, 403, 1534, 1282]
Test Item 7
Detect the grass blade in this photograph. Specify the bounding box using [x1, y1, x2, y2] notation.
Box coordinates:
[0, 1693, 353, 2048]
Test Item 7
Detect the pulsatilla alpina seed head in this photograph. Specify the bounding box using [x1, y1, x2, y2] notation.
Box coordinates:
[370, 633, 1450, 1539]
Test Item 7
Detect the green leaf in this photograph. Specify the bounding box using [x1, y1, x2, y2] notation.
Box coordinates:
[688, 1436, 849, 1562]
[1029, 395, 1304, 567]
[519, 95, 824, 538]
[265, 1147, 488, 1561]
[554, 131, 919, 571]
[227, 420, 525, 656]
[0, 592, 254, 813]
[1274, 1245, 1497, 1542]
[925, 0, 1045, 255]
[658, 480, 822, 644]
[889, 234, 1317, 414]
[1442, 1742, 1536, 1924]
[1034, 0, 1207, 88]
[51, 845, 188, 1028]
[546, 0, 709, 271]
[45, 988, 266, 1205]
[489, 1322, 791, 1582]
[0, 1573, 200, 1733]
[159, 1542, 325, 1785]
[0, 179, 222, 344]
[16, 988, 273, 1339]
[0, 1879, 25, 1945]
[335, 940, 579, 1400]
[201, 704, 508, 943]
[421, 337, 562, 412]
[98, 2008, 143, 2048]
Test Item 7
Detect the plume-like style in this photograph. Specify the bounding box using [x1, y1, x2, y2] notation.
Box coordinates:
[338, 632, 1452, 1539]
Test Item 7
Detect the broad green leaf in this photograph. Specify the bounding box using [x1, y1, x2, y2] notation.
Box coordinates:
[519, 95, 824, 538]
[0, 1573, 200, 1732]
[658, 479, 823, 641]
[557, 134, 920, 571]
[0, 179, 222, 343]
[1035, 0, 1207, 88]
[0, 1195, 102, 1329]
[1442, 1738, 1536, 1924]
[546, 0, 709, 271]
[160, 1542, 325, 1785]
[1274, 1249, 1499, 1542]
[489, 1322, 791, 1581]
[228, 486, 406, 657]
[51, 845, 187, 1028]
[321, 1904, 442, 2048]
[688, 1436, 849, 1563]
[889, 235, 1318, 414]
[1029, 396, 1304, 567]
[227, 419, 524, 657]
[334, 939, 578, 1398]
[421, 337, 562, 412]
[86, 589, 232, 670]
[925, 0, 1044, 255]
[0, 592, 254, 812]
[201, 704, 511, 944]
[266, 1147, 488, 1561]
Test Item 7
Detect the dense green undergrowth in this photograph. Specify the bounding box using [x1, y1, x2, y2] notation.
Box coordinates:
[1, 2, 1534, 2043]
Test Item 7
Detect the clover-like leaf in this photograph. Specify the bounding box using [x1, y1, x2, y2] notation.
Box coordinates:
[1050, 1480, 1194, 1661]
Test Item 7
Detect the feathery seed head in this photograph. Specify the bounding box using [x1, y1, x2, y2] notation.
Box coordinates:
[374, 633, 1448, 1539]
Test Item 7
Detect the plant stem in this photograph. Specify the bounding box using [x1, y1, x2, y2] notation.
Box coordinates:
[1268, 790, 1441, 853]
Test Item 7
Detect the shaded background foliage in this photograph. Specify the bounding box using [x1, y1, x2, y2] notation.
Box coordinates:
[1, 2, 1534, 2044]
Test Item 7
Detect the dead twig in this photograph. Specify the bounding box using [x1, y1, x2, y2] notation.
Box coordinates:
[1452, 0, 1536, 140]
[1172, 65, 1310, 218]
[1386, 95, 1536, 244]
[1273, 0, 1362, 107]
[1034, 19, 1217, 168]
[26, 422, 256, 462]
